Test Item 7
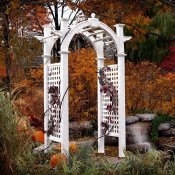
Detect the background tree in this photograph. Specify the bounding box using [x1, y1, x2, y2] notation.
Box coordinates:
[70, 0, 175, 65]
[69, 48, 97, 121]
[0, 0, 50, 93]
[1, 0, 175, 126]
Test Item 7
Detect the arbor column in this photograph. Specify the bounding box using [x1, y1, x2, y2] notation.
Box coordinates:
[43, 55, 51, 150]
[95, 38, 105, 154]
[115, 24, 126, 158]
[117, 53, 126, 158]
[60, 51, 69, 156]
[43, 25, 52, 150]
[60, 18, 69, 156]
[97, 57, 105, 153]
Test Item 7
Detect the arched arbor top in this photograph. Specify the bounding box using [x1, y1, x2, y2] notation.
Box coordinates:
[35, 13, 131, 58]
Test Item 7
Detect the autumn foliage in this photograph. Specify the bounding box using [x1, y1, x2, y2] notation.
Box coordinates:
[69, 49, 175, 118]
[13, 48, 175, 128]
[69, 48, 97, 121]
[13, 65, 44, 128]
[159, 45, 175, 71]
[69, 48, 175, 117]
[126, 61, 175, 116]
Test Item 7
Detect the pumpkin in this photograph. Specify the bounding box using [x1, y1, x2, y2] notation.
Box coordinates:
[69, 143, 78, 154]
[50, 153, 67, 168]
[32, 130, 44, 143]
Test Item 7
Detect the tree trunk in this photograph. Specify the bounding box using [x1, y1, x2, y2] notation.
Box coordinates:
[2, 13, 11, 94]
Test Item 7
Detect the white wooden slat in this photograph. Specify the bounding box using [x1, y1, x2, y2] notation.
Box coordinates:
[102, 64, 119, 137]
[47, 64, 61, 142]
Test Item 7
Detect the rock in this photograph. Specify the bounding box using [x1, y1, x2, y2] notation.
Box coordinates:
[94, 131, 98, 137]
[160, 128, 175, 136]
[105, 136, 118, 146]
[33, 144, 46, 154]
[170, 128, 175, 135]
[69, 121, 92, 130]
[136, 113, 156, 122]
[126, 116, 139, 125]
[126, 122, 151, 144]
[158, 136, 175, 151]
[70, 121, 93, 138]
[158, 122, 171, 131]
[33, 143, 57, 154]
[104, 156, 122, 164]
[93, 131, 118, 146]
[69, 121, 78, 129]
[82, 121, 92, 128]
[72, 138, 96, 148]
[93, 155, 123, 165]
[170, 120, 175, 127]
[127, 142, 153, 152]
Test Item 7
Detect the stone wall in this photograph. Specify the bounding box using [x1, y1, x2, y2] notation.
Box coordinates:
[69, 115, 175, 152]
[126, 114, 175, 152]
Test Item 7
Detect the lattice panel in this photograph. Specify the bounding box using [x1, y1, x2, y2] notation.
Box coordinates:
[47, 63, 61, 142]
[102, 64, 119, 137]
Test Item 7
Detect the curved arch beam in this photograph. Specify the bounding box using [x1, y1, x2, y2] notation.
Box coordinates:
[60, 20, 119, 53]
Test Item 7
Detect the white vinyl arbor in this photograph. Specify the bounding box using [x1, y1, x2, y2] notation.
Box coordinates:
[36, 13, 131, 157]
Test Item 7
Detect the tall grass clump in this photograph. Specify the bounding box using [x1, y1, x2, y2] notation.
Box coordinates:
[115, 150, 175, 175]
[52, 148, 175, 175]
[1, 88, 175, 175]
[0, 91, 30, 175]
[62, 146, 97, 175]
[0, 90, 36, 174]
[61, 148, 175, 175]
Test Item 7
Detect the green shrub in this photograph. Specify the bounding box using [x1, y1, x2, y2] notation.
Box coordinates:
[150, 113, 172, 143]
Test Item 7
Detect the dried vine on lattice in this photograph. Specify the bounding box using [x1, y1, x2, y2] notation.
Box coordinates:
[44, 84, 69, 136]
[98, 66, 117, 135]
[45, 85, 61, 136]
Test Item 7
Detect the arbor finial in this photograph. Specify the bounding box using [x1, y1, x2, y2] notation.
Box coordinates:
[91, 13, 96, 18]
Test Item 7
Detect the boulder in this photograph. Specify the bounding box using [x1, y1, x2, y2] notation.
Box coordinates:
[105, 136, 118, 146]
[69, 121, 79, 129]
[33, 144, 46, 154]
[69, 121, 92, 130]
[158, 136, 175, 151]
[126, 116, 139, 125]
[82, 121, 93, 129]
[127, 142, 153, 152]
[93, 131, 118, 146]
[69, 121, 93, 138]
[158, 122, 171, 131]
[170, 120, 175, 127]
[33, 143, 58, 154]
[94, 131, 98, 137]
[126, 122, 151, 144]
[136, 113, 156, 122]
[160, 128, 175, 136]
[71, 138, 96, 148]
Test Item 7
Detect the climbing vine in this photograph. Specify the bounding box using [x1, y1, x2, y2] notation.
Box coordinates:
[98, 66, 117, 134]
[47, 85, 61, 136]
[45, 84, 69, 136]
